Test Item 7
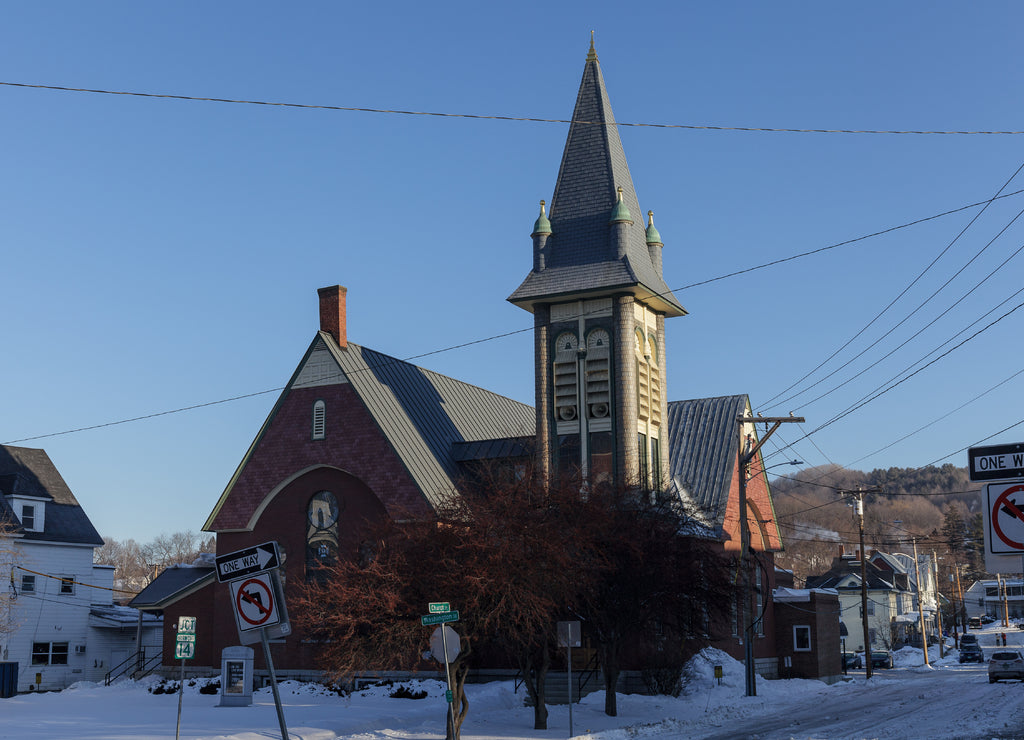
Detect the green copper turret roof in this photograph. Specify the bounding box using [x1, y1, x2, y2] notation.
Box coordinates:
[645, 211, 662, 245]
[532, 200, 552, 235]
[609, 187, 632, 224]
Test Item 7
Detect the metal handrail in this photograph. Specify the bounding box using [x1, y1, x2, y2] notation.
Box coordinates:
[104, 649, 163, 685]
[576, 650, 600, 701]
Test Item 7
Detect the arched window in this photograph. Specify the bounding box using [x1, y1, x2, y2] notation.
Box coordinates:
[585, 329, 610, 420]
[635, 329, 650, 421]
[553, 332, 579, 422]
[647, 334, 661, 425]
[306, 491, 340, 582]
[312, 400, 326, 440]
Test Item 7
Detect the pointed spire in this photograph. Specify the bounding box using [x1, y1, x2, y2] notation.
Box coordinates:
[645, 210, 662, 245]
[532, 199, 552, 235]
[587, 31, 598, 62]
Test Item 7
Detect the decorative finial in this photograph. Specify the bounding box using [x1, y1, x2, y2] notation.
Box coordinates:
[647, 210, 654, 225]
[616, 186, 624, 201]
[587, 31, 598, 62]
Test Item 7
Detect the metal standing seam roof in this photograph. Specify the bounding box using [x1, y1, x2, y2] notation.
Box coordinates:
[666, 395, 748, 532]
[0, 445, 104, 546]
[320, 335, 536, 509]
[508, 46, 684, 317]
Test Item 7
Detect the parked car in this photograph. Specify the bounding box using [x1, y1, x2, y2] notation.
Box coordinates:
[842, 652, 863, 669]
[870, 651, 894, 669]
[960, 633, 979, 647]
[981, 615, 996, 624]
[988, 651, 1024, 682]
[960, 644, 985, 663]
[969, 617, 983, 629]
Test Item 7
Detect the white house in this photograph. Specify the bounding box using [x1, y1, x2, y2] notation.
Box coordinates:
[0, 445, 161, 692]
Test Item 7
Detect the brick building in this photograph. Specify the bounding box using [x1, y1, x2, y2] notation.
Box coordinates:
[132, 40, 787, 681]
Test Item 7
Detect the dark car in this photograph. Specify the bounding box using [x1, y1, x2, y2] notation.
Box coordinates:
[989, 650, 1024, 682]
[870, 651, 893, 669]
[842, 652, 863, 669]
[960, 633, 979, 647]
[982, 615, 997, 624]
[960, 644, 985, 663]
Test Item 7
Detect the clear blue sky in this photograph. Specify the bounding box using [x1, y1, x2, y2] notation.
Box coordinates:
[3, 3, 1024, 543]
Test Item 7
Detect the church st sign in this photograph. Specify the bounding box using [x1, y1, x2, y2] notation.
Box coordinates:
[968, 443, 1024, 482]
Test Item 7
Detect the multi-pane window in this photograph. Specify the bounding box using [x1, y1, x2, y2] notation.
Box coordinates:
[59, 577, 74, 595]
[20, 575, 35, 593]
[589, 431, 613, 490]
[650, 437, 662, 497]
[31, 642, 68, 665]
[312, 400, 326, 440]
[637, 433, 649, 491]
[21, 505, 35, 530]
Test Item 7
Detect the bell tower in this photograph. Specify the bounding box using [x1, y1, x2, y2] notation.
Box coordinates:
[508, 39, 686, 492]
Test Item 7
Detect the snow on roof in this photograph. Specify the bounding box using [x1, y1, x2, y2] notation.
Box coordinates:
[773, 587, 838, 602]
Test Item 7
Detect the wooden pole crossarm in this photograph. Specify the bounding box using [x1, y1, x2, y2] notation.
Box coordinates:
[736, 416, 805, 465]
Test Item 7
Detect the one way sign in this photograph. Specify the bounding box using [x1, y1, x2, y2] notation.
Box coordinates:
[215, 541, 281, 583]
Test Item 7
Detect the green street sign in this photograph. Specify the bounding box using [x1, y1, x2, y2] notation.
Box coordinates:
[445, 689, 453, 703]
[421, 610, 459, 626]
[428, 602, 450, 614]
[175, 641, 195, 660]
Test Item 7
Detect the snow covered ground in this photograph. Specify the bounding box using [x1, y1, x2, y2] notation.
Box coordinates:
[3, 626, 1023, 740]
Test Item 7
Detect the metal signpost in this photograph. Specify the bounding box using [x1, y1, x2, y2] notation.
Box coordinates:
[220, 542, 290, 740]
[174, 616, 196, 740]
[423, 603, 459, 739]
[557, 621, 581, 738]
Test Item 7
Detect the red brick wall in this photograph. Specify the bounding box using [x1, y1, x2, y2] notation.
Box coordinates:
[210, 382, 431, 531]
[774, 592, 842, 680]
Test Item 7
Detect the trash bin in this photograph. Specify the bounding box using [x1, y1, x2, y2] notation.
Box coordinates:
[0, 662, 18, 698]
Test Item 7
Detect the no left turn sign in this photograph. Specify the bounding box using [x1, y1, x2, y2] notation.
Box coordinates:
[229, 573, 281, 631]
[987, 483, 1024, 554]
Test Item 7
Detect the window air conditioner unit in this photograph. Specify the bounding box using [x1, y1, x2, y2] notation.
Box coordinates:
[75, 645, 87, 655]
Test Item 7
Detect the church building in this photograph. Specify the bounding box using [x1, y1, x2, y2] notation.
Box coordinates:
[132, 40, 785, 682]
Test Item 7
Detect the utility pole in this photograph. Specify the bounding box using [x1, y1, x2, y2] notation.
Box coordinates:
[912, 538, 929, 666]
[933, 551, 944, 659]
[736, 413, 804, 698]
[954, 565, 966, 640]
[842, 487, 880, 680]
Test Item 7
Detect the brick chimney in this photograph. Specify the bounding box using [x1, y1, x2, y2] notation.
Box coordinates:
[317, 285, 347, 349]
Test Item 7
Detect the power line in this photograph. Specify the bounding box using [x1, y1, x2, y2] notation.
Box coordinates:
[762, 161, 1024, 412]
[4, 191, 1022, 447]
[4, 80, 1024, 135]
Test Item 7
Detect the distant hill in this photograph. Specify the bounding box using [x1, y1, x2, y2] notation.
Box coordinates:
[769, 464, 984, 584]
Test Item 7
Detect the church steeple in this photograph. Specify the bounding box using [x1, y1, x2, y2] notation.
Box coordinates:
[508, 39, 685, 317]
[509, 40, 683, 492]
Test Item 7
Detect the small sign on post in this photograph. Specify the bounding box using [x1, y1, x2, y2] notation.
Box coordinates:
[174, 617, 197, 740]
[421, 610, 459, 626]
